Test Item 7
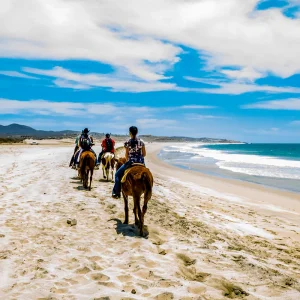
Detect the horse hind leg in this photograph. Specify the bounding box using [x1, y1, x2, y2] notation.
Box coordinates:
[141, 190, 151, 233]
[89, 169, 93, 191]
[106, 167, 109, 181]
[134, 194, 143, 236]
[84, 169, 89, 189]
[111, 168, 114, 182]
[122, 191, 129, 224]
[133, 201, 139, 226]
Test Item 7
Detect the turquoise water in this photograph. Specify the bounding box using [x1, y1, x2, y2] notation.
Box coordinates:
[159, 143, 300, 193]
[205, 144, 300, 160]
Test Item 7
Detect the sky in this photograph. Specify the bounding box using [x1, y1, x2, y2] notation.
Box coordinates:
[0, 0, 300, 142]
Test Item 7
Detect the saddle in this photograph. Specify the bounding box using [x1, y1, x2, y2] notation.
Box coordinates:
[121, 163, 147, 183]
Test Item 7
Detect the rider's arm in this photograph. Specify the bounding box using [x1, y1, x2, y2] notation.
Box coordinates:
[142, 145, 146, 157]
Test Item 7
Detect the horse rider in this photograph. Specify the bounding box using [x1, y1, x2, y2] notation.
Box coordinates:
[98, 133, 115, 162]
[74, 128, 100, 169]
[69, 130, 82, 167]
[112, 126, 146, 198]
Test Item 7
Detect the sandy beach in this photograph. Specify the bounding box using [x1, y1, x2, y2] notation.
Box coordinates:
[0, 142, 300, 300]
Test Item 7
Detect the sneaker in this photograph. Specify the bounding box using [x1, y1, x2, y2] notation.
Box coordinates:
[95, 165, 100, 170]
[112, 194, 120, 199]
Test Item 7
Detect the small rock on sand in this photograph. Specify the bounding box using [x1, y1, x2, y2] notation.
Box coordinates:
[67, 219, 77, 226]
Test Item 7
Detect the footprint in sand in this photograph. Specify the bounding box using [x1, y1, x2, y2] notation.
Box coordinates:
[75, 266, 91, 274]
[90, 273, 110, 281]
[117, 275, 132, 282]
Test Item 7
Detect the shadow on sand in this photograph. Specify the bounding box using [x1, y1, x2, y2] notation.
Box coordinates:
[75, 185, 87, 191]
[99, 178, 113, 183]
[110, 218, 149, 238]
[70, 181, 81, 184]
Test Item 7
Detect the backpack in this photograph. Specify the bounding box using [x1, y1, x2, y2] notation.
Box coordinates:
[106, 138, 113, 152]
[81, 135, 91, 150]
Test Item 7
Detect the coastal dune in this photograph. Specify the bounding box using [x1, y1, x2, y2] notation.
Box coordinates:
[0, 142, 300, 299]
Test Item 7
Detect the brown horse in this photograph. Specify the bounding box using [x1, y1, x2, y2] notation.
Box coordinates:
[115, 157, 126, 171]
[79, 151, 95, 190]
[116, 158, 153, 236]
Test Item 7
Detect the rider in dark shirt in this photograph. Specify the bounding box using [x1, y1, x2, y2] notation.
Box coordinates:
[74, 128, 100, 169]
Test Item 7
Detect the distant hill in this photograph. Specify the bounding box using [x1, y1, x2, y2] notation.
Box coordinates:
[0, 123, 80, 138]
[0, 123, 240, 143]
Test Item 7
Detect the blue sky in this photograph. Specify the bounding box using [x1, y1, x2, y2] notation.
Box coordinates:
[0, 0, 300, 142]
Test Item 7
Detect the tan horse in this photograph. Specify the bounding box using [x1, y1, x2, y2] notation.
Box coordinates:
[116, 158, 153, 236]
[79, 151, 95, 190]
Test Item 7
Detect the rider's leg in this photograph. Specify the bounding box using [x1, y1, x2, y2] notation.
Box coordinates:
[90, 149, 99, 166]
[69, 155, 74, 167]
[99, 151, 104, 161]
[75, 149, 83, 168]
[69, 146, 79, 167]
[112, 161, 131, 197]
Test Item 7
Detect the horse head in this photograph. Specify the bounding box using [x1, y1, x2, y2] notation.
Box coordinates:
[115, 157, 127, 171]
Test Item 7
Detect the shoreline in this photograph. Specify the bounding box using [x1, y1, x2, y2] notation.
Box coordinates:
[146, 143, 300, 220]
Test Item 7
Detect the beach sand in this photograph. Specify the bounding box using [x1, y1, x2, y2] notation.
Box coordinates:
[0, 142, 300, 299]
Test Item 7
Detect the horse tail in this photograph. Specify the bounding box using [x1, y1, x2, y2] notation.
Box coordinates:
[142, 170, 153, 198]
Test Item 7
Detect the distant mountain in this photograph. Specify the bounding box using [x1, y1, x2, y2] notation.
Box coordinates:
[0, 123, 80, 138]
[0, 123, 38, 135]
[0, 123, 241, 143]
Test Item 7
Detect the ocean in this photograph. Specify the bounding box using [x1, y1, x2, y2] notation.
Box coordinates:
[158, 143, 300, 193]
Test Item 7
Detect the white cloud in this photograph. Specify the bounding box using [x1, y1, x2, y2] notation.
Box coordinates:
[23, 66, 182, 92]
[244, 127, 281, 135]
[0, 71, 38, 79]
[290, 120, 300, 125]
[176, 105, 216, 109]
[136, 118, 178, 129]
[185, 113, 224, 120]
[185, 77, 300, 95]
[0, 0, 300, 87]
[242, 98, 300, 110]
[0, 98, 213, 116]
[0, 0, 181, 82]
[221, 67, 264, 82]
